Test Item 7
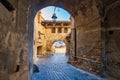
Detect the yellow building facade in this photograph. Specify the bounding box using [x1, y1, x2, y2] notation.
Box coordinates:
[34, 12, 47, 61]
[34, 12, 72, 60]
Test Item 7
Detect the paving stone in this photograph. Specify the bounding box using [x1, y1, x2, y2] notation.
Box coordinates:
[32, 54, 105, 80]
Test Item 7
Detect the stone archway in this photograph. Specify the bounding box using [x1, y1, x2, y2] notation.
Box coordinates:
[28, 2, 73, 79]
[1, 0, 120, 80]
[28, 0, 101, 79]
[49, 39, 70, 55]
[28, 0, 120, 80]
[103, 1, 120, 79]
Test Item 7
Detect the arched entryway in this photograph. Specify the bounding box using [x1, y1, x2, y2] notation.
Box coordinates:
[31, 4, 74, 79]
[52, 40, 66, 54]
[0, 0, 120, 80]
[28, 0, 102, 80]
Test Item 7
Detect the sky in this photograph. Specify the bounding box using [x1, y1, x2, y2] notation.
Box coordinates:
[40, 6, 70, 21]
[53, 41, 65, 46]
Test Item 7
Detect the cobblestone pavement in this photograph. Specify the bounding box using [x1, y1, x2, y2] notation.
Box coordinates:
[32, 53, 105, 80]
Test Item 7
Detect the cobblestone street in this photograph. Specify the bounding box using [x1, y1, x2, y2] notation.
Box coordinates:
[32, 54, 104, 80]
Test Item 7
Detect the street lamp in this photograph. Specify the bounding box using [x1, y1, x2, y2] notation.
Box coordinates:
[51, 7, 57, 21]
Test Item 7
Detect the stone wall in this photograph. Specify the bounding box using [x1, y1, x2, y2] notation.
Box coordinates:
[0, 2, 18, 80]
[0, 0, 30, 80]
[104, 1, 120, 79]
[15, 0, 30, 80]
[71, 0, 102, 75]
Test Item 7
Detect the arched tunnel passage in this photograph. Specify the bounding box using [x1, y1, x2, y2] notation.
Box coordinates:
[28, 0, 107, 79]
[0, 0, 120, 80]
[32, 4, 103, 80]
[52, 40, 66, 54]
[32, 5, 81, 80]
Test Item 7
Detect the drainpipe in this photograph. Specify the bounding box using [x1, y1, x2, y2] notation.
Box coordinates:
[101, 16, 106, 77]
[100, 1, 106, 76]
[74, 27, 77, 60]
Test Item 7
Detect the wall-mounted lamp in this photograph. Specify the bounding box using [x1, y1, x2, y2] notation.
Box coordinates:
[51, 7, 57, 21]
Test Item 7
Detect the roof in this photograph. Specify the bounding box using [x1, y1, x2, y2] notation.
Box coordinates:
[41, 20, 71, 26]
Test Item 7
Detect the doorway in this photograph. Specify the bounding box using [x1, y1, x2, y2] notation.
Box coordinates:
[37, 46, 42, 56]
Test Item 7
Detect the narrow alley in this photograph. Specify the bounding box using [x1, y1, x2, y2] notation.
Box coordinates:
[32, 54, 104, 80]
[0, 0, 120, 80]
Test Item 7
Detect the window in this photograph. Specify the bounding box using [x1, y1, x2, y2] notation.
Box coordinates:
[64, 28, 68, 33]
[108, 30, 113, 35]
[38, 31, 41, 39]
[37, 46, 42, 55]
[58, 28, 62, 33]
[47, 23, 53, 26]
[51, 28, 56, 33]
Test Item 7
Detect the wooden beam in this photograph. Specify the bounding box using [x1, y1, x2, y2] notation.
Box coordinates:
[0, 0, 15, 11]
